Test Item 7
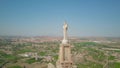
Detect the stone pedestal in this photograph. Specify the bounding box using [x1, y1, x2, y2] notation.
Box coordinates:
[56, 44, 73, 68]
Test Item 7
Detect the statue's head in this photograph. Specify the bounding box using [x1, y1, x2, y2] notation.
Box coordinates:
[63, 22, 68, 30]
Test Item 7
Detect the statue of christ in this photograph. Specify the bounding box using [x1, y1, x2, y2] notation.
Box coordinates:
[62, 22, 68, 44]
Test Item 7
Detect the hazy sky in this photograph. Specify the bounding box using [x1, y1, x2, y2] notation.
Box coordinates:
[0, 0, 120, 37]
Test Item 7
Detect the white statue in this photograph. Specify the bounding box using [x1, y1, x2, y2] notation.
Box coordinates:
[62, 22, 68, 44]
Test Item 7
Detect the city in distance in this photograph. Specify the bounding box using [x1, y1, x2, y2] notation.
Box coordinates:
[0, 36, 120, 68]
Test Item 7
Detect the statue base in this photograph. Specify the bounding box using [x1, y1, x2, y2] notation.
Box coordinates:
[62, 39, 68, 44]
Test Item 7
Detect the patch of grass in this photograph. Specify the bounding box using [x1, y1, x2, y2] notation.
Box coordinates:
[108, 56, 115, 60]
[25, 58, 36, 64]
[0, 51, 17, 60]
[77, 61, 103, 68]
[53, 55, 58, 61]
[39, 52, 46, 56]
[88, 62, 103, 68]
[75, 42, 98, 46]
[88, 48, 106, 61]
[77, 63, 88, 68]
[87, 48, 106, 61]
[0, 59, 5, 64]
[25, 58, 42, 64]
[7, 65, 22, 68]
[17, 49, 32, 54]
[0, 51, 21, 63]
[109, 62, 120, 68]
[114, 50, 120, 52]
